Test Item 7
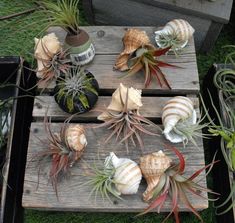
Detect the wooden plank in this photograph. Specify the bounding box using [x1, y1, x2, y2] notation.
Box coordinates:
[33, 96, 199, 121]
[132, 0, 233, 23]
[22, 123, 208, 211]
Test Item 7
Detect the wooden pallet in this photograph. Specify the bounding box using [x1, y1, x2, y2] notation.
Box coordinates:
[22, 26, 208, 212]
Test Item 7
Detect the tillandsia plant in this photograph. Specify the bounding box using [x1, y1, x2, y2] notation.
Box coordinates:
[54, 66, 99, 114]
[95, 83, 161, 153]
[34, 33, 72, 87]
[162, 96, 210, 147]
[35, 115, 87, 198]
[138, 145, 219, 223]
[87, 152, 142, 202]
[122, 46, 178, 89]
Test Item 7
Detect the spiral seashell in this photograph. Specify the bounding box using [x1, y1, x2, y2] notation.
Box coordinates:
[105, 152, 142, 195]
[65, 124, 87, 152]
[114, 28, 153, 71]
[140, 150, 172, 201]
[98, 83, 142, 121]
[162, 96, 197, 143]
[155, 19, 194, 49]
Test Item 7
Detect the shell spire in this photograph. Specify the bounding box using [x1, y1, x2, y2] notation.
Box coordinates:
[140, 150, 172, 201]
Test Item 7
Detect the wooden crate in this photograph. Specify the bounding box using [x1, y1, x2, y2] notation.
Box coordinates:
[82, 0, 233, 52]
[22, 26, 208, 212]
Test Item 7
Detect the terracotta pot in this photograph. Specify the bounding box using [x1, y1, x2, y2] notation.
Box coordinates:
[65, 29, 95, 65]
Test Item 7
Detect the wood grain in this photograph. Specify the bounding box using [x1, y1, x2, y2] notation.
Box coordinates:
[22, 123, 208, 212]
[33, 96, 199, 121]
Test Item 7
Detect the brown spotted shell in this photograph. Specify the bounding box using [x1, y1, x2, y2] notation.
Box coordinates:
[114, 28, 153, 71]
[140, 150, 172, 201]
[66, 124, 87, 152]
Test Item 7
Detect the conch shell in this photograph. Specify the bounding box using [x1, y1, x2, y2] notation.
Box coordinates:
[155, 19, 195, 49]
[65, 124, 87, 155]
[140, 150, 172, 201]
[98, 83, 142, 121]
[162, 96, 197, 143]
[34, 33, 62, 78]
[105, 152, 142, 195]
[114, 28, 153, 71]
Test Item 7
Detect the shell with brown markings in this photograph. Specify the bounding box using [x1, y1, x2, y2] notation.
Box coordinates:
[140, 150, 172, 201]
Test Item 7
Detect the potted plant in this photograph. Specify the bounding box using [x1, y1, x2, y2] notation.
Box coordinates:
[42, 0, 95, 65]
[54, 66, 99, 114]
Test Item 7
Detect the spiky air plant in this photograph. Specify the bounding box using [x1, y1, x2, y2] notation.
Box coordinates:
[35, 116, 87, 198]
[95, 83, 161, 153]
[34, 33, 72, 88]
[122, 46, 178, 89]
[138, 145, 219, 223]
[54, 66, 99, 114]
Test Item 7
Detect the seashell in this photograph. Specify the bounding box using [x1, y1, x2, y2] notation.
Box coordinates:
[98, 83, 142, 121]
[162, 96, 197, 143]
[105, 152, 142, 195]
[140, 150, 172, 201]
[34, 33, 62, 78]
[155, 19, 195, 49]
[114, 28, 153, 71]
[65, 124, 87, 152]
[114, 54, 129, 71]
[122, 28, 151, 55]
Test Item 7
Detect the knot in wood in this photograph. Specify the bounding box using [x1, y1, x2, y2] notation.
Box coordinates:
[97, 30, 105, 38]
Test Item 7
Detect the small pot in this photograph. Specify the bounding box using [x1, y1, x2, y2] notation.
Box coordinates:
[54, 70, 99, 114]
[64, 29, 95, 65]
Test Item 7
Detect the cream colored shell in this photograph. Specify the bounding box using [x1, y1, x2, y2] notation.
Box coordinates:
[162, 96, 197, 143]
[106, 152, 142, 195]
[34, 33, 62, 78]
[65, 124, 87, 152]
[140, 150, 172, 201]
[98, 83, 142, 121]
[155, 19, 195, 49]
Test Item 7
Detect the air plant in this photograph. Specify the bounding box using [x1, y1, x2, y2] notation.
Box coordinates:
[41, 0, 80, 35]
[95, 83, 161, 152]
[35, 116, 87, 197]
[34, 33, 72, 88]
[54, 66, 99, 114]
[138, 145, 219, 223]
[122, 46, 179, 89]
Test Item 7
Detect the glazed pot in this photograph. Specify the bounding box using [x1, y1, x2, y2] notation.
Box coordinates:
[64, 29, 95, 65]
[54, 70, 99, 114]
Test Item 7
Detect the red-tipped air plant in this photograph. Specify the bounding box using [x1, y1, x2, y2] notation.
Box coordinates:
[138, 145, 219, 223]
[35, 116, 87, 198]
[123, 46, 179, 89]
[94, 88, 161, 153]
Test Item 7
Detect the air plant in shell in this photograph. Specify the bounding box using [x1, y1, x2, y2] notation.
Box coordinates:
[35, 116, 87, 197]
[41, 0, 95, 65]
[123, 46, 178, 88]
[87, 152, 142, 202]
[138, 145, 219, 223]
[95, 83, 161, 152]
[162, 96, 210, 147]
[155, 19, 195, 55]
[54, 66, 99, 114]
[34, 33, 71, 87]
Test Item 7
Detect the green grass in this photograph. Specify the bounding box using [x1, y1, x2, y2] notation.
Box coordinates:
[0, 0, 235, 222]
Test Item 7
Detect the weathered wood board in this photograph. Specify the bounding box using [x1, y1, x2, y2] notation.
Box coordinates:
[23, 26, 208, 213]
[43, 26, 199, 94]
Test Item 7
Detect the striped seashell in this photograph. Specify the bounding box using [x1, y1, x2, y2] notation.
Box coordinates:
[162, 96, 197, 143]
[140, 150, 172, 201]
[106, 152, 142, 195]
[155, 19, 194, 49]
[66, 124, 87, 152]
